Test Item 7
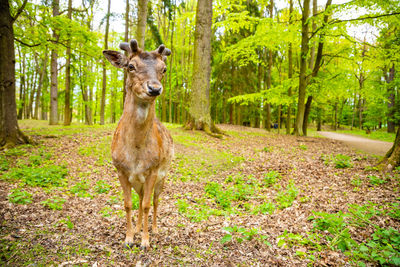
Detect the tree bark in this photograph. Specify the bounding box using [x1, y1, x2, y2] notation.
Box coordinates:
[64, 0, 73, 125]
[185, 0, 221, 137]
[386, 64, 395, 133]
[49, 0, 60, 125]
[379, 126, 400, 171]
[123, 0, 129, 105]
[302, 96, 312, 135]
[100, 0, 111, 125]
[293, 0, 310, 136]
[286, 0, 293, 134]
[0, 0, 29, 147]
[136, 0, 149, 48]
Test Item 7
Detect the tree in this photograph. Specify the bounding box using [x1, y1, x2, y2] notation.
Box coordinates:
[293, 0, 310, 136]
[379, 126, 400, 170]
[137, 0, 148, 48]
[64, 0, 73, 125]
[49, 0, 59, 125]
[185, 0, 221, 137]
[0, 0, 29, 147]
[100, 0, 111, 125]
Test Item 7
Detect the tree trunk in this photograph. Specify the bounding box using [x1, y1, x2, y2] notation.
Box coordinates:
[302, 96, 312, 135]
[185, 0, 221, 137]
[123, 0, 129, 105]
[49, 0, 60, 125]
[34, 51, 47, 120]
[386, 64, 395, 133]
[17, 48, 25, 120]
[136, 0, 148, 48]
[64, 0, 73, 125]
[379, 126, 400, 171]
[286, 0, 293, 135]
[100, 0, 111, 125]
[293, 0, 310, 136]
[0, 0, 29, 147]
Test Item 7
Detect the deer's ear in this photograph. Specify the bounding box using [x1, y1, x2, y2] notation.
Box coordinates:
[103, 50, 128, 69]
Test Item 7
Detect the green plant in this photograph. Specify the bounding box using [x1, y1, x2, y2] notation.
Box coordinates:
[309, 211, 356, 252]
[221, 226, 269, 245]
[59, 216, 74, 229]
[0, 155, 9, 171]
[354, 227, 400, 266]
[263, 171, 281, 187]
[95, 180, 111, 194]
[275, 181, 299, 209]
[4, 147, 26, 157]
[368, 175, 387, 186]
[204, 182, 232, 210]
[298, 144, 307, 150]
[263, 146, 273, 152]
[253, 201, 275, 215]
[351, 177, 362, 187]
[70, 180, 92, 198]
[41, 197, 66, 210]
[8, 188, 32, 204]
[348, 203, 381, 227]
[3, 165, 68, 188]
[333, 154, 353, 169]
[100, 206, 113, 217]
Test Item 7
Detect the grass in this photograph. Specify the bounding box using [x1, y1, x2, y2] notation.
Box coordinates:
[336, 127, 396, 143]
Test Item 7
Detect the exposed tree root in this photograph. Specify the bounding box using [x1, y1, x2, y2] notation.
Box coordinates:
[184, 119, 224, 139]
[0, 129, 31, 149]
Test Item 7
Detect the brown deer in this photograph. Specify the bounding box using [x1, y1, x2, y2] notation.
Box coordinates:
[103, 39, 173, 249]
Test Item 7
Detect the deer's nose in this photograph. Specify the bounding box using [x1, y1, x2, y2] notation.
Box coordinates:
[147, 82, 162, 96]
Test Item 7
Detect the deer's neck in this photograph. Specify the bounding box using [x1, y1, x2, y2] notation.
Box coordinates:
[121, 92, 156, 145]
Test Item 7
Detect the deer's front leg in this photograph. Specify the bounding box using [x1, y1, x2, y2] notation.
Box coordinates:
[140, 173, 157, 249]
[152, 179, 165, 234]
[120, 177, 134, 248]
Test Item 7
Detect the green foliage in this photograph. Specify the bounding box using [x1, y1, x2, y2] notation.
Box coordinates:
[298, 144, 307, 150]
[368, 175, 387, 185]
[3, 165, 68, 188]
[354, 227, 400, 266]
[309, 211, 357, 252]
[59, 216, 74, 230]
[0, 155, 9, 171]
[221, 226, 270, 246]
[8, 188, 33, 205]
[252, 201, 275, 215]
[275, 181, 299, 209]
[263, 170, 281, 187]
[70, 180, 92, 198]
[333, 154, 353, 169]
[41, 197, 66, 210]
[95, 180, 111, 194]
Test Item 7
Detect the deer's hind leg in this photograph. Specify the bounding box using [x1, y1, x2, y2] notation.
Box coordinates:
[119, 173, 135, 248]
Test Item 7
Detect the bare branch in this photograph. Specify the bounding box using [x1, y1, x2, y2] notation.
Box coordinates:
[14, 37, 41, 47]
[11, 0, 28, 22]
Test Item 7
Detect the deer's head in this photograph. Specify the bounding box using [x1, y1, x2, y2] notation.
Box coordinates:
[103, 39, 171, 101]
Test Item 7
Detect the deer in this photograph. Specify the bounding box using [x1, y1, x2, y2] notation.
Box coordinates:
[103, 39, 174, 249]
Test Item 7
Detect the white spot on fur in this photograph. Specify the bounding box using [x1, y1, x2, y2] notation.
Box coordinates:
[136, 104, 149, 123]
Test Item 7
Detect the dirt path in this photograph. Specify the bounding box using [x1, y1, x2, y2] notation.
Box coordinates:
[318, 131, 393, 156]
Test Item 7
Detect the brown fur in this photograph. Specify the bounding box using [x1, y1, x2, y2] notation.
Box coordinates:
[104, 41, 173, 249]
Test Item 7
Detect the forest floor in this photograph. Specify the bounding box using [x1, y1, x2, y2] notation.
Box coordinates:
[318, 131, 393, 156]
[1, 121, 399, 266]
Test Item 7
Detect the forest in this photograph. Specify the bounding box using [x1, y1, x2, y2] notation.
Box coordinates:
[0, 0, 400, 265]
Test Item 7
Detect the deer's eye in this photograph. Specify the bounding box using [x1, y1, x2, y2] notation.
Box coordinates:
[163, 67, 167, 74]
[128, 64, 136, 72]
